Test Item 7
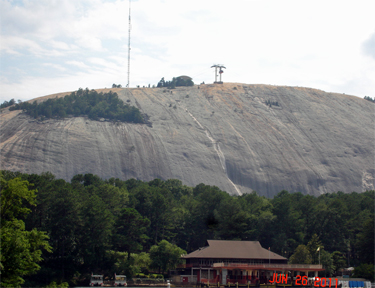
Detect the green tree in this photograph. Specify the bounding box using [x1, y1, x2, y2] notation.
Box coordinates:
[239, 192, 276, 250]
[45, 281, 69, 287]
[113, 208, 150, 260]
[0, 174, 51, 287]
[317, 199, 346, 252]
[189, 184, 231, 248]
[296, 194, 318, 242]
[170, 193, 198, 252]
[149, 240, 186, 274]
[93, 182, 129, 217]
[364, 96, 375, 103]
[289, 245, 312, 264]
[215, 197, 250, 239]
[132, 185, 175, 246]
[307, 234, 324, 264]
[0, 98, 15, 109]
[78, 191, 114, 271]
[271, 191, 305, 255]
[353, 264, 374, 281]
[157, 77, 165, 88]
[320, 250, 334, 277]
[106, 251, 151, 278]
[37, 179, 82, 284]
[9, 89, 144, 123]
[132, 252, 151, 275]
[356, 217, 374, 264]
[332, 251, 346, 276]
[157, 76, 194, 88]
[106, 251, 137, 277]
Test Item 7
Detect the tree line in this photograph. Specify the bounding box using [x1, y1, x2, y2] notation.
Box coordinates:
[363, 96, 374, 103]
[8, 88, 145, 123]
[157, 76, 194, 89]
[0, 98, 17, 109]
[0, 171, 373, 287]
[265, 99, 279, 107]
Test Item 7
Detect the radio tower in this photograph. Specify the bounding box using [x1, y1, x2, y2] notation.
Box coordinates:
[127, 0, 131, 88]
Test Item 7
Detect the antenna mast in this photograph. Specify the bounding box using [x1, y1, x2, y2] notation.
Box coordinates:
[127, 0, 131, 88]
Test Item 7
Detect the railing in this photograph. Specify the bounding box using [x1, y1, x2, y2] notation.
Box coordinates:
[212, 263, 323, 270]
[177, 264, 214, 268]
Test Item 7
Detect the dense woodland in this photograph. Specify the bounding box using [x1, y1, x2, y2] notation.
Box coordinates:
[1, 171, 374, 287]
[157, 76, 194, 88]
[8, 88, 145, 123]
[0, 98, 16, 109]
[363, 96, 375, 103]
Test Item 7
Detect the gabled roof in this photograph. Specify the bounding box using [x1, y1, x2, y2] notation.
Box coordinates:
[182, 240, 286, 260]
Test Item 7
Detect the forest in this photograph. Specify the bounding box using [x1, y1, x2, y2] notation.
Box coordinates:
[157, 76, 194, 88]
[8, 88, 145, 123]
[0, 98, 16, 109]
[363, 96, 375, 103]
[0, 170, 374, 287]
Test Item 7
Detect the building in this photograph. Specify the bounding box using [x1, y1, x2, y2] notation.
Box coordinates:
[176, 240, 324, 286]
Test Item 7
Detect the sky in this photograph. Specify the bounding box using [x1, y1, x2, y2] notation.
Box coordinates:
[1, 0, 375, 103]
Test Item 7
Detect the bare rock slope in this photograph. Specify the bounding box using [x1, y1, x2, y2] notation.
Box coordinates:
[1, 83, 374, 197]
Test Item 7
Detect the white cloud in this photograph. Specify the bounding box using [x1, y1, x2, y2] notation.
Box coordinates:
[50, 40, 76, 51]
[1, 0, 77, 38]
[75, 36, 104, 51]
[0, 36, 44, 55]
[66, 60, 90, 69]
[43, 63, 67, 71]
[362, 31, 375, 59]
[1, 0, 375, 103]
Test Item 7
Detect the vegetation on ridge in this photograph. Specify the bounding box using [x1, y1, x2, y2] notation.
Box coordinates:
[0, 98, 17, 109]
[363, 96, 374, 103]
[157, 76, 194, 89]
[0, 170, 374, 286]
[9, 88, 145, 123]
[265, 99, 280, 107]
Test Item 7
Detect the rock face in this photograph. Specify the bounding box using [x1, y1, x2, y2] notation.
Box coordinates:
[1, 84, 374, 197]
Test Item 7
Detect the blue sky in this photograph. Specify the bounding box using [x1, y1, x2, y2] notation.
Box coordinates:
[1, 0, 374, 102]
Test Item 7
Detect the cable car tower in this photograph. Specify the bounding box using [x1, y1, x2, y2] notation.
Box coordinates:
[211, 64, 226, 84]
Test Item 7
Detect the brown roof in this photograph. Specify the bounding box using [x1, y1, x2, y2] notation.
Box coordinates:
[182, 240, 286, 260]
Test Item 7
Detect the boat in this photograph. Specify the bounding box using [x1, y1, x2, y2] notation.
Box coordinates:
[90, 274, 104, 286]
[114, 274, 127, 287]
